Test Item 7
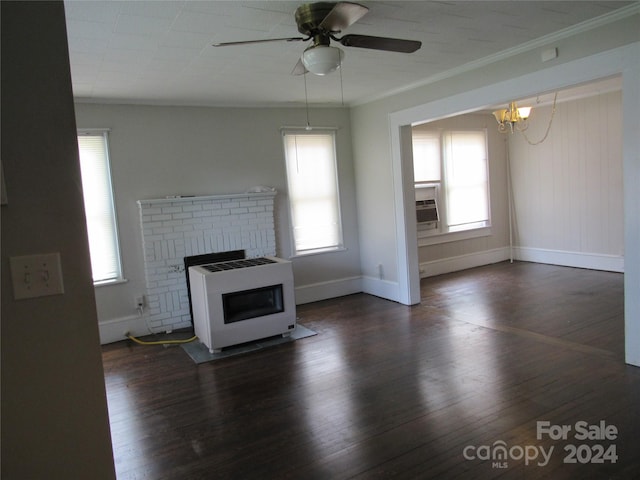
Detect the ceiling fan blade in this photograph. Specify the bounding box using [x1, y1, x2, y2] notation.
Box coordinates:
[319, 2, 369, 32]
[338, 34, 422, 53]
[213, 37, 305, 47]
[291, 58, 308, 76]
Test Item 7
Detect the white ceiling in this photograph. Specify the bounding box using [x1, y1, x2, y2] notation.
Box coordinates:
[64, 1, 636, 108]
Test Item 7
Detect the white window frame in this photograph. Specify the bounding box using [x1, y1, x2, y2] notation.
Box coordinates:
[412, 128, 491, 245]
[77, 129, 124, 285]
[282, 129, 344, 257]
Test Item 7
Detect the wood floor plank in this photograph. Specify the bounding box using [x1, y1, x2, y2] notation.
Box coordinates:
[101, 261, 639, 479]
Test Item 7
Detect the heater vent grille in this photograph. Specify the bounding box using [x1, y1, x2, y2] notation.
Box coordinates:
[202, 257, 276, 272]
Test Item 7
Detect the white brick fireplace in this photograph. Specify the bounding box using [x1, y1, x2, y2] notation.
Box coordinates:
[137, 191, 277, 333]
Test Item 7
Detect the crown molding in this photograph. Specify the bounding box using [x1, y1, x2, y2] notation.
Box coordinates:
[352, 3, 640, 107]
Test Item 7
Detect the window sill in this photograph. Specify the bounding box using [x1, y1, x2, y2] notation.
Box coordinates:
[418, 226, 492, 247]
[94, 277, 128, 288]
[290, 246, 347, 259]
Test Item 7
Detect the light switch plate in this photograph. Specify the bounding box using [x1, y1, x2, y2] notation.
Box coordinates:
[10, 253, 65, 300]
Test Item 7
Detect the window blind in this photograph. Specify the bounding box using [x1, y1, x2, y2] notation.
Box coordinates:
[443, 130, 489, 229]
[77, 131, 122, 283]
[283, 131, 343, 254]
[412, 130, 441, 183]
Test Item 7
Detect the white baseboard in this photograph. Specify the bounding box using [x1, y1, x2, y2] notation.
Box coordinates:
[514, 247, 624, 273]
[360, 275, 401, 303]
[294, 275, 403, 305]
[99, 248, 622, 345]
[100, 277, 364, 343]
[418, 246, 624, 278]
[98, 314, 153, 345]
[294, 276, 363, 305]
[420, 247, 511, 278]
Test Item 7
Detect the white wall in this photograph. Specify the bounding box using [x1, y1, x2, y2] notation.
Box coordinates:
[74, 104, 361, 341]
[1, 2, 115, 477]
[350, 101, 402, 300]
[510, 90, 624, 271]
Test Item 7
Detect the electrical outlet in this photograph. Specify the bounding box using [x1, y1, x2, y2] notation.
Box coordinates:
[135, 295, 144, 309]
[10, 253, 65, 300]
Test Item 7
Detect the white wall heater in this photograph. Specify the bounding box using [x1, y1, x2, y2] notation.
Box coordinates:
[188, 256, 296, 353]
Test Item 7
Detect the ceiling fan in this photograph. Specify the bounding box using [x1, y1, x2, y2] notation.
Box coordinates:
[212, 1, 422, 76]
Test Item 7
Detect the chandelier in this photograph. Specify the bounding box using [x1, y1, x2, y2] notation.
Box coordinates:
[493, 102, 532, 134]
[492, 93, 558, 145]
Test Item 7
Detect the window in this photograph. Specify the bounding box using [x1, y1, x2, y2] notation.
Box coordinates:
[413, 130, 441, 183]
[283, 130, 343, 256]
[77, 130, 123, 284]
[412, 128, 490, 236]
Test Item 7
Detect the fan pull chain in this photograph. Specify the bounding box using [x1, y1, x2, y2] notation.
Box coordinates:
[339, 53, 344, 107]
[304, 72, 312, 130]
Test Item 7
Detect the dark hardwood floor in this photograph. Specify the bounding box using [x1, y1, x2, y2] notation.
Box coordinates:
[101, 261, 640, 479]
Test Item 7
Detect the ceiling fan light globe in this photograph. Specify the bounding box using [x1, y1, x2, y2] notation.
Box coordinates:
[301, 45, 344, 75]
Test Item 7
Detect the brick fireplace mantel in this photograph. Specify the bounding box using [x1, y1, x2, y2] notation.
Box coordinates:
[137, 191, 277, 333]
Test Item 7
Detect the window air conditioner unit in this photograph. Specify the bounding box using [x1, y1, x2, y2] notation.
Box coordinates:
[416, 198, 439, 229]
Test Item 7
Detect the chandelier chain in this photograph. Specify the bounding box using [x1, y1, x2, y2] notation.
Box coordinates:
[521, 93, 558, 145]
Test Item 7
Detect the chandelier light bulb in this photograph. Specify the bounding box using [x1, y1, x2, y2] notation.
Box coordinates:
[517, 106, 532, 120]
